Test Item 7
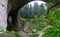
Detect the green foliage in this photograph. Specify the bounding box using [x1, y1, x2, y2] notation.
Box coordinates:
[6, 31, 14, 35]
[49, 2, 54, 7]
[15, 32, 22, 37]
[0, 30, 22, 37]
[0, 30, 15, 35]
[21, 18, 27, 23]
[30, 9, 60, 37]
[0, 30, 5, 32]
[42, 27, 60, 37]
[29, 15, 46, 23]
[42, 9, 60, 37]
[34, 23, 46, 31]
[47, 10, 60, 27]
[29, 18, 35, 22]
[30, 33, 39, 37]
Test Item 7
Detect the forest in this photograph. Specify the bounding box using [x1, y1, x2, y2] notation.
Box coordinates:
[0, 0, 60, 37]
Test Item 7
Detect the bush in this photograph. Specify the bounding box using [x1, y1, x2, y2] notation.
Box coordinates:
[42, 9, 60, 37]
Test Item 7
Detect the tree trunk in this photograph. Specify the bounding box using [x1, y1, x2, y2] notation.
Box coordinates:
[0, 0, 8, 31]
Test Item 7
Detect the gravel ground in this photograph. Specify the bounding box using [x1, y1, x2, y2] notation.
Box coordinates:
[0, 32, 15, 37]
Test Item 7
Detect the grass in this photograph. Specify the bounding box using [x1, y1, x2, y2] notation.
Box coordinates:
[30, 33, 39, 37]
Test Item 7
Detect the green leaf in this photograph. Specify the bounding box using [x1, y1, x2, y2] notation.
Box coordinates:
[34, 23, 45, 31]
[49, 3, 54, 6]
[30, 33, 39, 37]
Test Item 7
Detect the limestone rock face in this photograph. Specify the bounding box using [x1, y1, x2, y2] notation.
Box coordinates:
[0, 0, 8, 30]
